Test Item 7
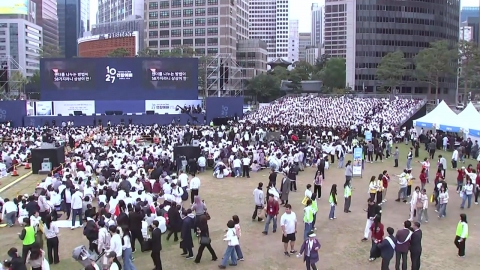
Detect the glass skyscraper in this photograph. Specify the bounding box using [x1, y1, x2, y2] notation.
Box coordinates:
[58, 0, 90, 58]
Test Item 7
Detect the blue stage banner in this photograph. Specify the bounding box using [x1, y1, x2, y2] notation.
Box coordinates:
[205, 97, 244, 123]
[95, 100, 146, 114]
[40, 57, 199, 100]
[0, 100, 27, 126]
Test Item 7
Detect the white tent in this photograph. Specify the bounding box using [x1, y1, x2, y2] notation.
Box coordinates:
[413, 101, 459, 130]
[460, 102, 480, 141]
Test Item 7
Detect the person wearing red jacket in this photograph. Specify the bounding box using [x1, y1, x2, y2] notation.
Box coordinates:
[457, 167, 466, 193]
[419, 168, 427, 191]
[369, 216, 384, 261]
[475, 173, 480, 204]
[262, 194, 279, 235]
[381, 170, 390, 203]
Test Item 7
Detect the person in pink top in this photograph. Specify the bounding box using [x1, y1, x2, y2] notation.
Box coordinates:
[232, 215, 244, 261]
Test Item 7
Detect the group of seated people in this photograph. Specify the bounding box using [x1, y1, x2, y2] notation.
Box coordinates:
[245, 95, 424, 129]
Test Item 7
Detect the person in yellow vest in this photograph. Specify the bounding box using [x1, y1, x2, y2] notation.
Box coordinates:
[303, 199, 314, 240]
[328, 184, 338, 220]
[455, 213, 469, 257]
[310, 193, 318, 231]
[19, 217, 36, 264]
[406, 169, 414, 197]
[343, 180, 352, 213]
[210, 120, 214, 127]
[368, 176, 378, 201]
[376, 174, 384, 205]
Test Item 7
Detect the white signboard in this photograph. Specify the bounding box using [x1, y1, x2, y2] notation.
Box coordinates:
[53, 100, 96, 116]
[35, 101, 53, 116]
[145, 100, 202, 114]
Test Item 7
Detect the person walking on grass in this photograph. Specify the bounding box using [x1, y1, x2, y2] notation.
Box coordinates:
[454, 213, 469, 258]
[343, 180, 352, 213]
[280, 204, 297, 257]
[263, 194, 279, 235]
[328, 184, 337, 220]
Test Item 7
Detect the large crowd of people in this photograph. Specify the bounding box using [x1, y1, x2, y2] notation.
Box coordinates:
[0, 95, 475, 270]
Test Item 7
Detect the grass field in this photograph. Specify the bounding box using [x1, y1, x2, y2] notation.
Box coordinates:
[0, 144, 479, 270]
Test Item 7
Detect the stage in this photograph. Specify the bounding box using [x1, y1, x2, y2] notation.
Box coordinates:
[24, 114, 204, 127]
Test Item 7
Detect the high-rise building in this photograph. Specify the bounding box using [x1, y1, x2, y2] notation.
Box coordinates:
[31, 0, 59, 50]
[0, 19, 42, 77]
[311, 3, 323, 48]
[249, 0, 290, 62]
[299, 32, 311, 61]
[461, 6, 479, 22]
[58, 0, 90, 58]
[0, 1, 41, 78]
[460, 25, 473, 42]
[325, 0, 460, 100]
[288, 20, 299, 63]
[97, 0, 144, 24]
[145, 0, 255, 96]
[305, 47, 320, 66]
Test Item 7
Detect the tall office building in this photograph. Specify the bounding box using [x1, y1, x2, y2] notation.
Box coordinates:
[461, 6, 479, 22]
[325, 0, 460, 100]
[249, 0, 290, 62]
[298, 32, 311, 61]
[0, 1, 42, 78]
[32, 0, 59, 50]
[311, 3, 323, 48]
[460, 25, 473, 42]
[97, 0, 144, 24]
[288, 20, 299, 63]
[58, 0, 90, 58]
[236, 0, 249, 40]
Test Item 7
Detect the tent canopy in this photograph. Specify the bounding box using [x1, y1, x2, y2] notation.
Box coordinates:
[460, 102, 480, 136]
[413, 101, 459, 130]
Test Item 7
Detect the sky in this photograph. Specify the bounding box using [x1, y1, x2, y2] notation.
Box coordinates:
[89, 0, 479, 33]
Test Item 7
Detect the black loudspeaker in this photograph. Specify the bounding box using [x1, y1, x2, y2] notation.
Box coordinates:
[105, 111, 115, 115]
[31, 146, 65, 174]
[73, 110, 82, 116]
[146, 110, 154, 115]
[114, 111, 123, 115]
[173, 145, 201, 161]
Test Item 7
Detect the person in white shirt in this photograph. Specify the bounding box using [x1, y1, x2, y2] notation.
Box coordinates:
[460, 179, 474, 209]
[232, 157, 242, 177]
[71, 189, 83, 229]
[189, 173, 201, 204]
[178, 170, 189, 198]
[242, 155, 251, 178]
[219, 220, 240, 268]
[1, 198, 18, 227]
[106, 251, 121, 270]
[280, 204, 297, 256]
[171, 183, 184, 205]
[107, 225, 123, 267]
[452, 149, 459, 169]
[43, 215, 60, 264]
[121, 228, 137, 270]
[197, 156, 206, 172]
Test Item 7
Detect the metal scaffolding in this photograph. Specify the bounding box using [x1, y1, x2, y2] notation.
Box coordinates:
[204, 53, 244, 97]
[0, 55, 26, 100]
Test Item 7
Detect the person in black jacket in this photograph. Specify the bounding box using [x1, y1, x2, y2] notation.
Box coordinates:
[410, 222, 422, 270]
[288, 166, 297, 192]
[7, 247, 27, 270]
[166, 203, 181, 242]
[377, 227, 396, 270]
[150, 220, 163, 270]
[129, 205, 144, 252]
[268, 169, 277, 188]
[83, 218, 99, 254]
[180, 209, 195, 258]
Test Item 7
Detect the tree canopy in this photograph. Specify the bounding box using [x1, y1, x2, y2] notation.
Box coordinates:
[107, 48, 131, 57]
[376, 50, 408, 93]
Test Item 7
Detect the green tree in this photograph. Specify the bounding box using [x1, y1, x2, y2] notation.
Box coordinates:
[458, 40, 479, 103]
[271, 66, 290, 81]
[319, 58, 346, 91]
[107, 48, 131, 57]
[40, 45, 62, 58]
[376, 50, 408, 93]
[414, 40, 457, 102]
[246, 73, 282, 102]
[314, 54, 329, 73]
[29, 70, 40, 88]
[136, 48, 160, 57]
[291, 61, 313, 80]
[286, 72, 303, 93]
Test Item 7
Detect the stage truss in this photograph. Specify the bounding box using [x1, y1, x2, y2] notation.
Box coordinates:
[204, 53, 245, 97]
[0, 55, 26, 100]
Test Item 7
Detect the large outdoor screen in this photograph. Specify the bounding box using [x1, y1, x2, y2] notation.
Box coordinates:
[40, 57, 199, 100]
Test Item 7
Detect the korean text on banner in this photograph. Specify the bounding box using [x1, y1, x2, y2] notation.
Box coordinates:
[145, 100, 201, 114]
[353, 147, 363, 176]
[53, 100, 96, 116]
